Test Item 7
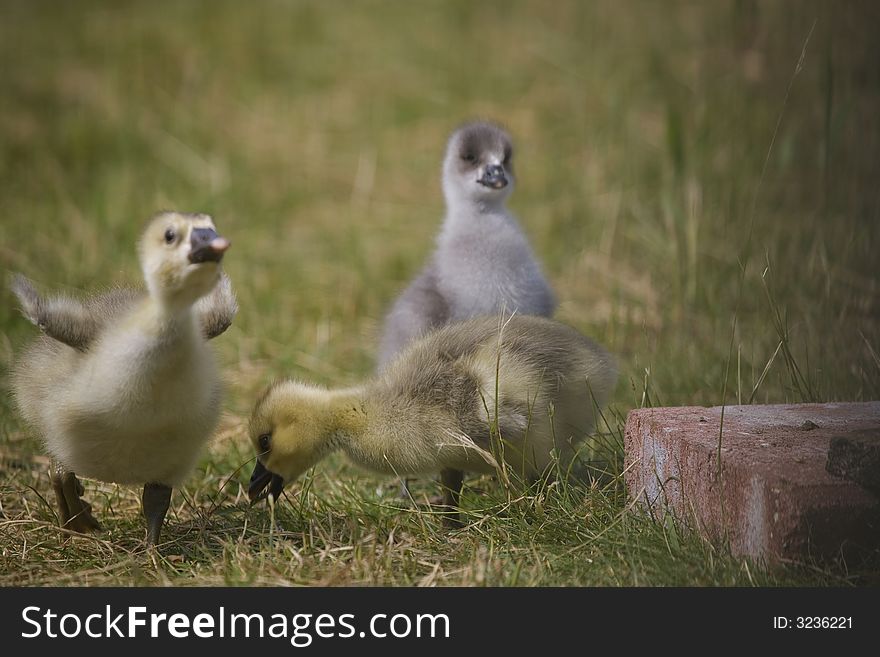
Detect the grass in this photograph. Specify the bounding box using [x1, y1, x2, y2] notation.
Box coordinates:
[1, 0, 878, 586]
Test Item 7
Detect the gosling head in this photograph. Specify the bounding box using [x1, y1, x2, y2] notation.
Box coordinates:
[138, 211, 230, 307]
[442, 120, 515, 209]
[246, 380, 340, 502]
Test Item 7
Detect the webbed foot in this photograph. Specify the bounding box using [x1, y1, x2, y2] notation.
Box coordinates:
[49, 460, 102, 533]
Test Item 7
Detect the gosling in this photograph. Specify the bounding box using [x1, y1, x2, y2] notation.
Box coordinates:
[248, 315, 616, 525]
[11, 212, 237, 545]
[377, 121, 556, 368]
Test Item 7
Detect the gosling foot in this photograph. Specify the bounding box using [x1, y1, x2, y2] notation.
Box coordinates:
[49, 460, 102, 534]
[142, 482, 172, 546]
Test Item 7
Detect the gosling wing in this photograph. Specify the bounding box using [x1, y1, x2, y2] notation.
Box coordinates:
[196, 271, 238, 340]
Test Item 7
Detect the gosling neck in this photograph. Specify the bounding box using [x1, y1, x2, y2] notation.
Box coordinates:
[328, 387, 406, 474]
[445, 189, 508, 220]
[324, 387, 370, 448]
[138, 281, 200, 341]
[329, 386, 419, 475]
[150, 292, 197, 329]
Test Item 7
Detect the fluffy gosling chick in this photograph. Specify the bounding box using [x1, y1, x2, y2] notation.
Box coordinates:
[377, 121, 556, 368]
[11, 212, 236, 544]
[248, 315, 616, 525]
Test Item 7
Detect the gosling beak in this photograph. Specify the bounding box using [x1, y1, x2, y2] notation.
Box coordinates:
[248, 460, 285, 503]
[189, 228, 230, 264]
[478, 164, 508, 189]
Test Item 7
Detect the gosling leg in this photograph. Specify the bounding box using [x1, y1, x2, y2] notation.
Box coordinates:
[50, 459, 102, 533]
[439, 468, 463, 528]
[142, 482, 172, 546]
[398, 478, 412, 500]
[49, 460, 71, 526]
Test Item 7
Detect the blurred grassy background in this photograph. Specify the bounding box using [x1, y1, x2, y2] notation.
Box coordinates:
[0, 0, 878, 585]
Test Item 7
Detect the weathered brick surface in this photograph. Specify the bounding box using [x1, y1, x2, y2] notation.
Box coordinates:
[826, 431, 880, 492]
[624, 402, 880, 563]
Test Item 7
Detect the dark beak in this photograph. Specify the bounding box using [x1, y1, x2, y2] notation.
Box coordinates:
[248, 460, 285, 503]
[478, 164, 508, 189]
[189, 227, 230, 264]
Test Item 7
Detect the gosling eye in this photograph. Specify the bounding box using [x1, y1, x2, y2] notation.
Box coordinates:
[460, 152, 477, 164]
[164, 228, 176, 244]
[258, 433, 271, 453]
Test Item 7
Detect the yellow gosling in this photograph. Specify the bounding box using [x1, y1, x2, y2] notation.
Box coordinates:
[248, 315, 616, 525]
[11, 211, 237, 544]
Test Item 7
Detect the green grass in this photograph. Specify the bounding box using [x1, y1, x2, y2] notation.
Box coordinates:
[1, 0, 878, 586]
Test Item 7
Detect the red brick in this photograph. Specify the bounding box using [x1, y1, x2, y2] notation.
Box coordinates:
[624, 402, 880, 563]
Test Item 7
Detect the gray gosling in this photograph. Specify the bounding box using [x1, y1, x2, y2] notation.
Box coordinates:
[248, 315, 616, 526]
[11, 212, 236, 545]
[377, 121, 556, 368]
